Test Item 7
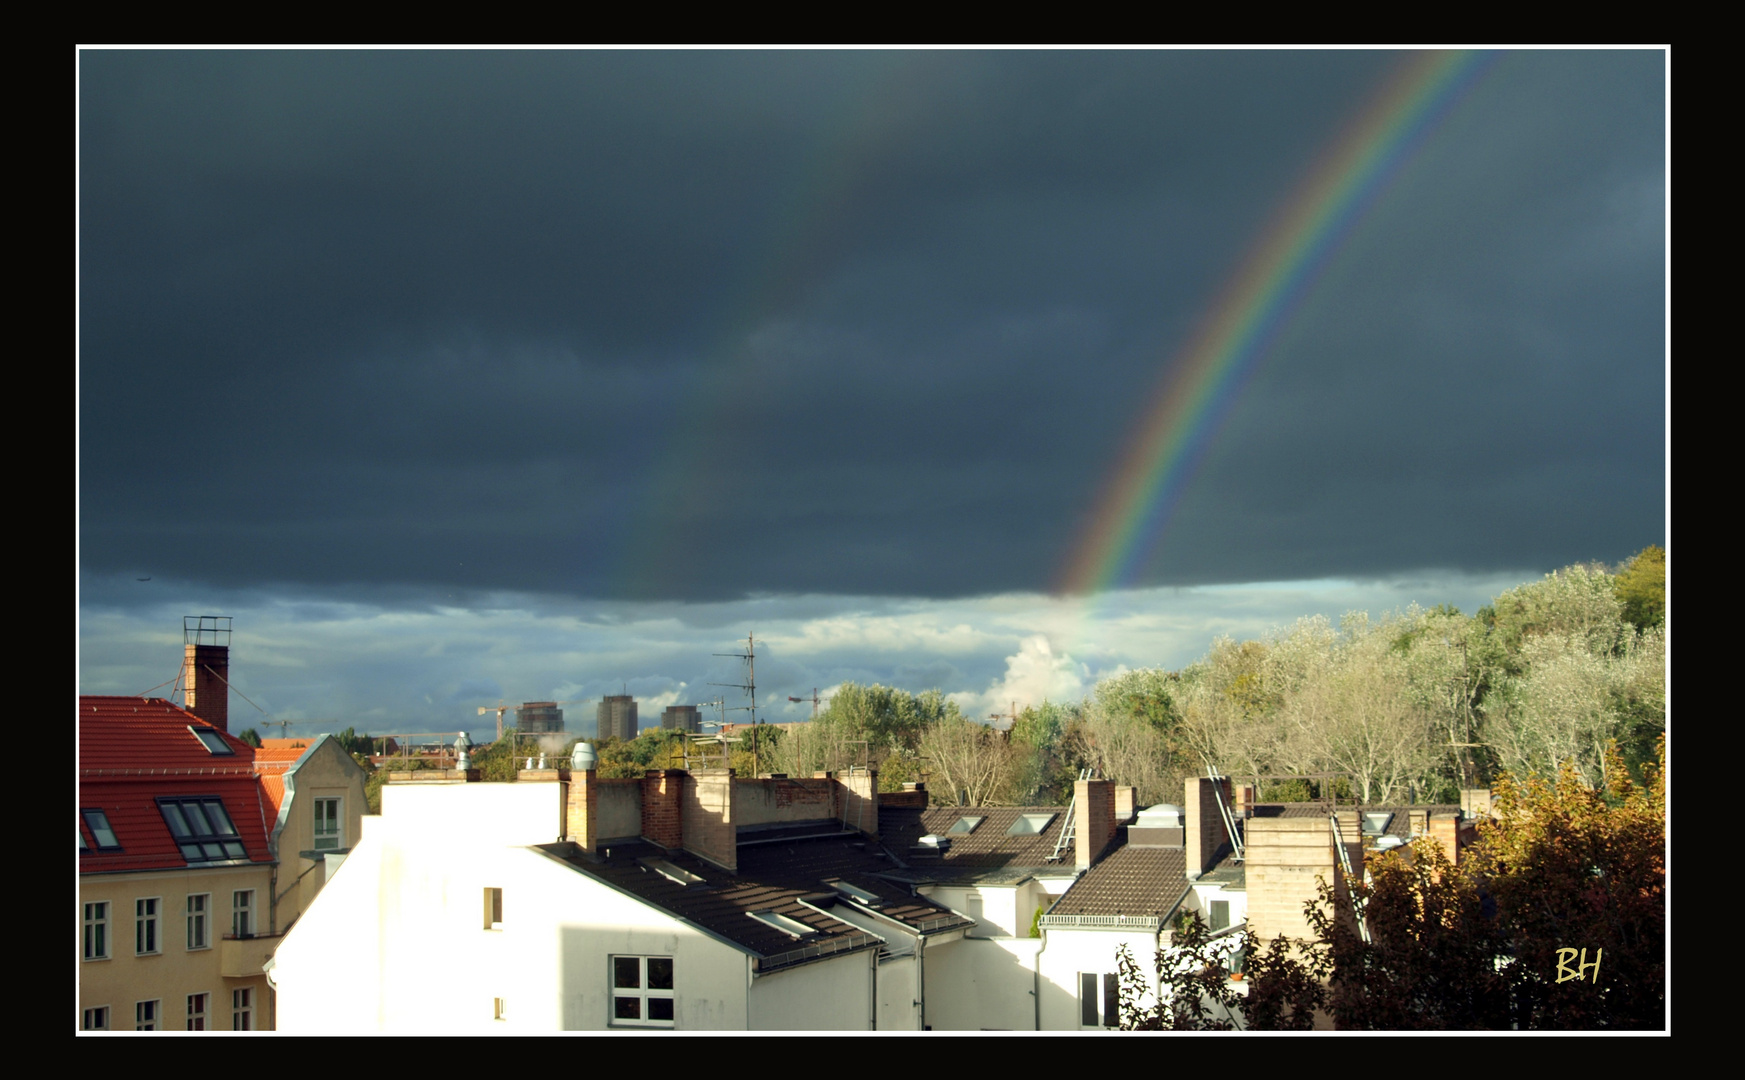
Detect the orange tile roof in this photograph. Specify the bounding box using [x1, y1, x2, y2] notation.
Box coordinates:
[260, 738, 312, 750]
[79, 696, 276, 873]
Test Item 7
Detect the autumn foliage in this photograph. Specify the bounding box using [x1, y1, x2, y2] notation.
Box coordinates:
[1250, 738, 1666, 1029]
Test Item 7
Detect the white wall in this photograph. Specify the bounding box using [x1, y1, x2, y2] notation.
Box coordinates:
[923, 936, 1041, 1030]
[1036, 928, 1161, 1030]
[273, 782, 758, 1032]
[747, 950, 874, 1030]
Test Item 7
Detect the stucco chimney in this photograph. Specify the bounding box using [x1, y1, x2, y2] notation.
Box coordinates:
[1114, 785, 1138, 825]
[182, 616, 231, 733]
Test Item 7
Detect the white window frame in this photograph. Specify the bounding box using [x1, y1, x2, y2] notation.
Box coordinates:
[83, 901, 109, 961]
[136, 999, 160, 1031]
[483, 887, 503, 930]
[136, 896, 161, 955]
[187, 893, 210, 950]
[186, 992, 209, 1030]
[610, 955, 675, 1028]
[313, 796, 343, 851]
[232, 987, 253, 1030]
[232, 890, 254, 938]
[82, 1006, 110, 1031]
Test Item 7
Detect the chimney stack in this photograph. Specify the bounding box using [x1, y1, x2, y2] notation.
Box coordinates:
[1074, 777, 1116, 871]
[1185, 776, 1232, 877]
[183, 616, 232, 733]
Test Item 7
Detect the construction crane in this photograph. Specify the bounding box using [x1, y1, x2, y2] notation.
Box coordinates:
[988, 701, 1022, 730]
[787, 688, 821, 720]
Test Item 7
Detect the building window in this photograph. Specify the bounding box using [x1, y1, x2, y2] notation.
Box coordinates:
[232, 988, 253, 1030]
[82, 1007, 109, 1031]
[493, 997, 507, 1021]
[83, 902, 109, 960]
[1209, 899, 1230, 932]
[314, 797, 343, 850]
[188, 725, 235, 755]
[157, 797, 248, 864]
[136, 897, 160, 955]
[186, 993, 208, 1030]
[1079, 972, 1118, 1028]
[232, 890, 254, 938]
[187, 894, 210, 949]
[135, 1000, 159, 1031]
[82, 809, 121, 851]
[484, 887, 503, 929]
[611, 955, 674, 1027]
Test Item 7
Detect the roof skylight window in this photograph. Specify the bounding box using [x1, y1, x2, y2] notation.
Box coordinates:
[188, 727, 235, 756]
[158, 797, 248, 863]
[947, 816, 985, 835]
[748, 910, 817, 939]
[637, 857, 705, 887]
[1006, 813, 1057, 836]
[82, 809, 121, 851]
[826, 879, 884, 907]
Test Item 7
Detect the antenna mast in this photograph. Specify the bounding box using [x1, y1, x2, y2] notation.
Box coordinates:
[710, 632, 761, 766]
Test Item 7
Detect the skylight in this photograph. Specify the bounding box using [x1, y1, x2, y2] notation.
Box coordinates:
[826, 879, 884, 907]
[637, 857, 705, 887]
[82, 809, 121, 851]
[188, 727, 234, 756]
[158, 797, 248, 863]
[947, 816, 985, 835]
[748, 910, 817, 939]
[1007, 813, 1056, 836]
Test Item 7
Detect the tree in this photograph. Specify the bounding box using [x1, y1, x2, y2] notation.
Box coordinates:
[237, 728, 262, 748]
[918, 718, 1025, 806]
[1115, 912, 1248, 1029]
[1614, 545, 1666, 631]
[1251, 739, 1665, 1030]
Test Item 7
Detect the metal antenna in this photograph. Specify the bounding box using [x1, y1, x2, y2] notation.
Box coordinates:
[710, 633, 760, 765]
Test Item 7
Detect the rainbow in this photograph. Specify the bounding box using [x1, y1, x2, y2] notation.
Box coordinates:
[1058, 51, 1498, 596]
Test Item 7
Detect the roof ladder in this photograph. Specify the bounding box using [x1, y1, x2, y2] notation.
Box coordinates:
[1203, 758, 1245, 863]
[1329, 814, 1372, 944]
[1048, 767, 1096, 862]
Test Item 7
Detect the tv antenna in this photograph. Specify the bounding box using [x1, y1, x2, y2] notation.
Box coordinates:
[710, 632, 762, 764]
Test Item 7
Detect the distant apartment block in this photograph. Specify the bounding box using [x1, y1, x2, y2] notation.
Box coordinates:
[660, 705, 701, 733]
[597, 695, 638, 741]
[516, 702, 565, 735]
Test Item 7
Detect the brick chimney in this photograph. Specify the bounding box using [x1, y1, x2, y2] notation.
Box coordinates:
[641, 769, 686, 849]
[1074, 777, 1116, 870]
[1185, 777, 1232, 877]
[182, 616, 231, 733]
[567, 767, 598, 853]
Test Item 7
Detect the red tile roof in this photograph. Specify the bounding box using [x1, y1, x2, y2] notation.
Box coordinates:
[79, 696, 276, 874]
[252, 745, 309, 820]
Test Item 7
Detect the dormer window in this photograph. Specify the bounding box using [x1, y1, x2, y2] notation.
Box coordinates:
[188, 726, 234, 756]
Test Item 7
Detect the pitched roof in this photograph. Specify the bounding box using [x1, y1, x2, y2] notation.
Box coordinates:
[260, 738, 312, 750]
[538, 831, 971, 969]
[79, 696, 275, 874]
[877, 805, 1073, 874]
[1048, 845, 1190, 919]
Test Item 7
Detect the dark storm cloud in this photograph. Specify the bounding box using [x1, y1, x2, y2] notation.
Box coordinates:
[79, 50, 1664, 601]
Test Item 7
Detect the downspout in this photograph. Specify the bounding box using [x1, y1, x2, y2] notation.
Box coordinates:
[869, 948, 877, 1031]
[1033, 926, 1047, 1031]
[917, 935, 926, 1031]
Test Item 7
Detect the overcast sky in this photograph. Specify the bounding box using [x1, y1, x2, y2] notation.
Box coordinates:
[78, 50, 1666, 736]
